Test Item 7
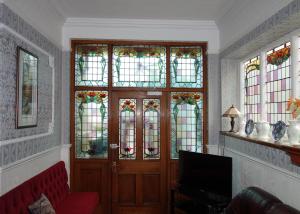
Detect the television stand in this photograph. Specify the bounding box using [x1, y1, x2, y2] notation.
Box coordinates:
[171, 187, 231, 214]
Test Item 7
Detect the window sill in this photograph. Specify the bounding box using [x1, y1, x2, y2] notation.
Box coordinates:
[220, 131, 300, 166]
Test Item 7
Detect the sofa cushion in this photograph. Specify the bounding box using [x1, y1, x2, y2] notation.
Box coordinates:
[55, 192, 99, 214]
[225, 187, 282, 214]
[266, 203, 300, 214]
[28, 194, 56, 214]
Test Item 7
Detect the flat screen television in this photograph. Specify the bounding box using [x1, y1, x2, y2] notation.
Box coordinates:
[178, 150, 232, 199]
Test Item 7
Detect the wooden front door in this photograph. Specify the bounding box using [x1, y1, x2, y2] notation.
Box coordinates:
[110, 91, 167, 214]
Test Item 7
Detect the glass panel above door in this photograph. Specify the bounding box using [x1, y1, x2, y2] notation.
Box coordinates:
[75, 91, 108, 159]
[143, 99, 160, 160]
[119, 99, 137, 160]
[75, 44, 108, 86]
[170, 47, 203, 88]
[113, 46, 166, 87]
[170, 92, 203, 159]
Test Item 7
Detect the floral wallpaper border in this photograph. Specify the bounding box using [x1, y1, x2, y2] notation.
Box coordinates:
[220, 0, 300, 59]
[0, 3, 62, 167]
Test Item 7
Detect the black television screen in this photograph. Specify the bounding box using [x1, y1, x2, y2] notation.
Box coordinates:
[178, 150, 232, 198]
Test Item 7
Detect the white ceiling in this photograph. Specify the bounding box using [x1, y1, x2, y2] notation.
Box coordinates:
[51, 0, 238, 21]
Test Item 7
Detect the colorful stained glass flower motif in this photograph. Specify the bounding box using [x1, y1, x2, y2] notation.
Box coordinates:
[113, 46, 166, 87]
[171, 47, 203, 88]
[267, 46, 290, 66]
[244, 57, 261, 122]
[170, 92, 203, 159]
[75, 91, 108, 158]
[143, 99, 160, 160]
[75, 44, 108, 86]
[119, 99, 136, 159]
[266, 42, 291, 123]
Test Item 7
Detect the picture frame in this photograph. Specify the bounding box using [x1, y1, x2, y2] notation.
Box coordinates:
[16, 47, 38, 128]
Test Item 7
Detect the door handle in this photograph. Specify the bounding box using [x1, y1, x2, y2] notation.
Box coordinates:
[110, 144, 119, 150]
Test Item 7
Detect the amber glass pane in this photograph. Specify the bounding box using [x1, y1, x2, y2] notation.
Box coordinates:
[143, 99, 160, 160]
[119, 99, 136, 159]
[113, 46, 166, 87]
[75, 44, 108, 86]
[170, 47, 203, 88]
[75, 91, 108, 159]
[170, 92, 203, 159]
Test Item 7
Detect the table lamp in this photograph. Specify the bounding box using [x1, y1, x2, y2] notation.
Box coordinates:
[223, 105, 241, 132]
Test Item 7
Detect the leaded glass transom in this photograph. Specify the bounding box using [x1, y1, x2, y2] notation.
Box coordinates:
[171, 92, 203, 159]
[170, 47, 203, 88]
[75, 91, 108, 158]
[113, 46, 166, 87]
[75, 44, 108, 86]
[119, 99, 136, 159]
[143, 99, 160, 160]
[266, 42, 291, 123]
[244, 56, 261, 122]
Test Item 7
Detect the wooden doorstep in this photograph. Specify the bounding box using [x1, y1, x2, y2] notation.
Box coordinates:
[220, 131, 300, 166]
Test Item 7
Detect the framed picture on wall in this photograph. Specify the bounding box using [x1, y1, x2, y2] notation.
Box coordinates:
[16, 47, 38, 128]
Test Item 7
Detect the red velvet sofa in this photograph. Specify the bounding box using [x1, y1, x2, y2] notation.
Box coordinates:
[0, 161, 99, 214]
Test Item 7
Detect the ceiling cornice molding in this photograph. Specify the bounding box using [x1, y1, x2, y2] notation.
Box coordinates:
[64, 18, 218, 30]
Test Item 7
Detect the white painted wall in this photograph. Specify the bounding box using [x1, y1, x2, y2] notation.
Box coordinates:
[4, 0, 65, 47]
[218, 0, 293, 52]
[62, 18, 220, 53]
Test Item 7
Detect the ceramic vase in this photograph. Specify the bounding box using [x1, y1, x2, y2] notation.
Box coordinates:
[256, 121, 270, 140]
[238, 115, 246, 136]
[287, 120, 300, 145]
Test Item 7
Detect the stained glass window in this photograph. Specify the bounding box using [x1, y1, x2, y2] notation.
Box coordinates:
[244, 56, 260, 122]
[119, 99, 136, 159]
[143, 99, 160, 160]
[75, 91, 108, 158]
[170, 47, 203, 88]
[171, 92, 203, 159]
[266, 42, 291, 123]
[75, 44, 108, 86]
[113, 46, 166, 87]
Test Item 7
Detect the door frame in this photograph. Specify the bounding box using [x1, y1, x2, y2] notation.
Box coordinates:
[69, 39, 208, 214]
[110, 91, 168, 214]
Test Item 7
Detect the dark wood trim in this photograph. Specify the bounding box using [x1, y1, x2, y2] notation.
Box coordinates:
[70, 39, 209, 214]
[221, 131, 300, 166]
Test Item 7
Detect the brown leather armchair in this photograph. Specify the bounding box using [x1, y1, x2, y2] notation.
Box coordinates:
[225, 187, 300, 214]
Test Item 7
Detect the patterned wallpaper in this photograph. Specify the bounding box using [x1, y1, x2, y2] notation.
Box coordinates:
[221, 0, 300, 59]
[220, 0, 300, 173]
[222, 136, 300, 174]
[0, 3, 62, 167]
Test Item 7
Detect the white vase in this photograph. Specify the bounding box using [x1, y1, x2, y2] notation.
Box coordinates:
[256, 121, 270, 140]
[238, 115, 246, 136]
[287, 120, 300, 145]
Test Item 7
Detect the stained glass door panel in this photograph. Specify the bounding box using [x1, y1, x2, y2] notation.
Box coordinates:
[119, 99, 136, 159]
[113, 46, 166, 87]
[143, 99, 160, 160]
[111, 92, 166, 214]
[75, 91, 108, 158]
[170, 47, 203, 88]
[170, 92, 203, 159]
[75, 44, 108, 86]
